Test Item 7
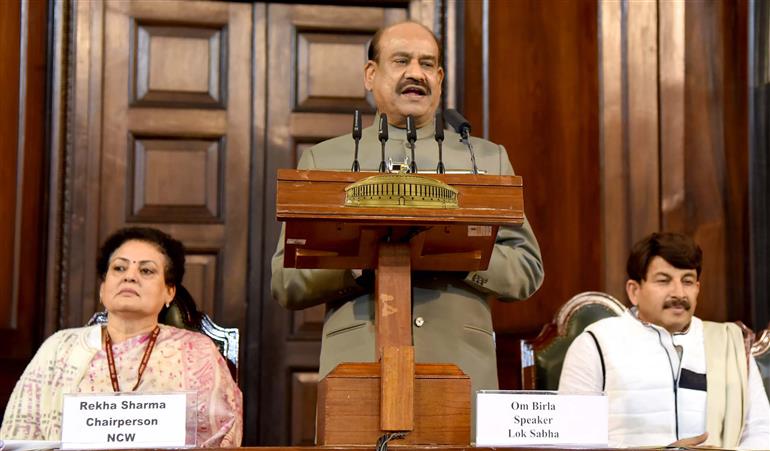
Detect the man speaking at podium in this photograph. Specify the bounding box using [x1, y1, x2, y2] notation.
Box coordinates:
[271, 21, 543, 395]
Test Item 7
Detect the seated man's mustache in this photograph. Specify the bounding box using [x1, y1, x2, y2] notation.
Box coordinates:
[663, 297, 691, 310]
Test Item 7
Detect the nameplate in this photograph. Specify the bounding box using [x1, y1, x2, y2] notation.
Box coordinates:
[61, 392, 195, 449]
[474, 391, 608, 447]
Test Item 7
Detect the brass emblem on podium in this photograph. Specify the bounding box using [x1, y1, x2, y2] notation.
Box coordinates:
[345, 173, 459, 209]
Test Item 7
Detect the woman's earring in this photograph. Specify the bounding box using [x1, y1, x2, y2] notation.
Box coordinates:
[165, 302, 170, 308]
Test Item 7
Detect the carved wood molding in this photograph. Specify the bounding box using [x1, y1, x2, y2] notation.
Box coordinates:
[55, 0, 105, 329]
[43, 0, 72, 336]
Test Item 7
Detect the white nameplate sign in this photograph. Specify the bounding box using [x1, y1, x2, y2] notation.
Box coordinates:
[61, 392, 193, 449]
[475, 391, 608, 447]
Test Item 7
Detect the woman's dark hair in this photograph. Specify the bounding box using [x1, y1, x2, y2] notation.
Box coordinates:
[97, 227, 186, 287]
[159, 284, 203, 329]
[626, 232, 702, 283]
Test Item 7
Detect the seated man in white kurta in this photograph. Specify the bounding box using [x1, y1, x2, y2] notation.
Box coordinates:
[559, 232, 769, 449]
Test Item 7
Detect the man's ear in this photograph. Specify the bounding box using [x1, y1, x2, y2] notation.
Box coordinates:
[626, 280, 641, 306]
[364, 60, 376, 91]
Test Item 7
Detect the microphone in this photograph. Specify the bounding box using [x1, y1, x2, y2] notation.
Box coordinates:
[445, 109, 478, 174]
[378, 114, 388, 173]
[445, 109, 471, 137]
[351, 110, 362, 172]
[406, 115, 417, 173]
[434, 112, 445, 174]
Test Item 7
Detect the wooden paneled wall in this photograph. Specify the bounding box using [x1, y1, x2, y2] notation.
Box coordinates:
[599, 0, 749, 324]
[684, 0, 750, 324]
[464, 0, 600, 388]
[464, 0, 751, 388]
[488, 0, 602, 333]
[750, 0, 770, 328]
[0, 0, 48, 410]
[1, 0, 754, 437]
[0, 0, 22, 326]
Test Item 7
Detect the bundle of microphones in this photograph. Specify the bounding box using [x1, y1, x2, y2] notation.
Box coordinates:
[350, 109, 479, 175]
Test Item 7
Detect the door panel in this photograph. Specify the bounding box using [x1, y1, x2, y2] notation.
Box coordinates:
[99, 0, 251, 330]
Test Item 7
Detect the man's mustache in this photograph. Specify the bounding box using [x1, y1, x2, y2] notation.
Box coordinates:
[663, 297, 691, 311]
[397, 78, 430, 95]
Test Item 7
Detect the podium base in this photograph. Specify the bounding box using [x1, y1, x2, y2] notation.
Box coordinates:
[316, 362, 471, 446]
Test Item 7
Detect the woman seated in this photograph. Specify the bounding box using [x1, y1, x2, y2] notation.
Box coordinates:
[0, 227, 242, 446]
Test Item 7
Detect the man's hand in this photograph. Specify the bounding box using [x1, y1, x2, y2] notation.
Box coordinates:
[668, 432, 708, 447]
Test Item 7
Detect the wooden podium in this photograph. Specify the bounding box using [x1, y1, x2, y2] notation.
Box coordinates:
[276, 169, 524, 446]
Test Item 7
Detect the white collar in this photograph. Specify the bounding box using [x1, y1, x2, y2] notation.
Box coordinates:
[628, 307, 697, 337]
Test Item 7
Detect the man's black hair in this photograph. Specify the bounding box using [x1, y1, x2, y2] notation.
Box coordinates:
[626, 232, 703, 282]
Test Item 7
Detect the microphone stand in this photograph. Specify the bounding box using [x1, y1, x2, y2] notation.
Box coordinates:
[406, 115, 417, 173]
[445, 108, 479, 175]
[378, 113, 388, 173]
[434, 112, 445, 174]
[459, 130, 478, 175]
[351, 109, 361, 172]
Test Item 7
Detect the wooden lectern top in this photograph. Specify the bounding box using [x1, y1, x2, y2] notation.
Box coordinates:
[276, 169, 524, 225]
[277, 169, 525, 272]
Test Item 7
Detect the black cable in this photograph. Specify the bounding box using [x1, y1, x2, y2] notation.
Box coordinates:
[375, 432, 408, 451]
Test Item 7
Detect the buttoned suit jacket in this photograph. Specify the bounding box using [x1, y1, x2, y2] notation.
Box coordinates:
[271, 116, 544, 393]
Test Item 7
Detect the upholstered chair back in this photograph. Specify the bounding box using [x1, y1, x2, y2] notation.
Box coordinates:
[521, 291, 626, 390]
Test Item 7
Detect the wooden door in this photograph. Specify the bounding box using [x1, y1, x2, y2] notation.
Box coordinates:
[97, 0, 252, 331]
[257, 3, 408, 445]
[62, 0, 258, 436]
[62, 0, 251, 338]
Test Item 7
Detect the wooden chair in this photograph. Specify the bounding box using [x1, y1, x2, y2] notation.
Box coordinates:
[87, 286, 239, 382]
[752, 325, 770, 400]
[520, 291, 626, 390]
